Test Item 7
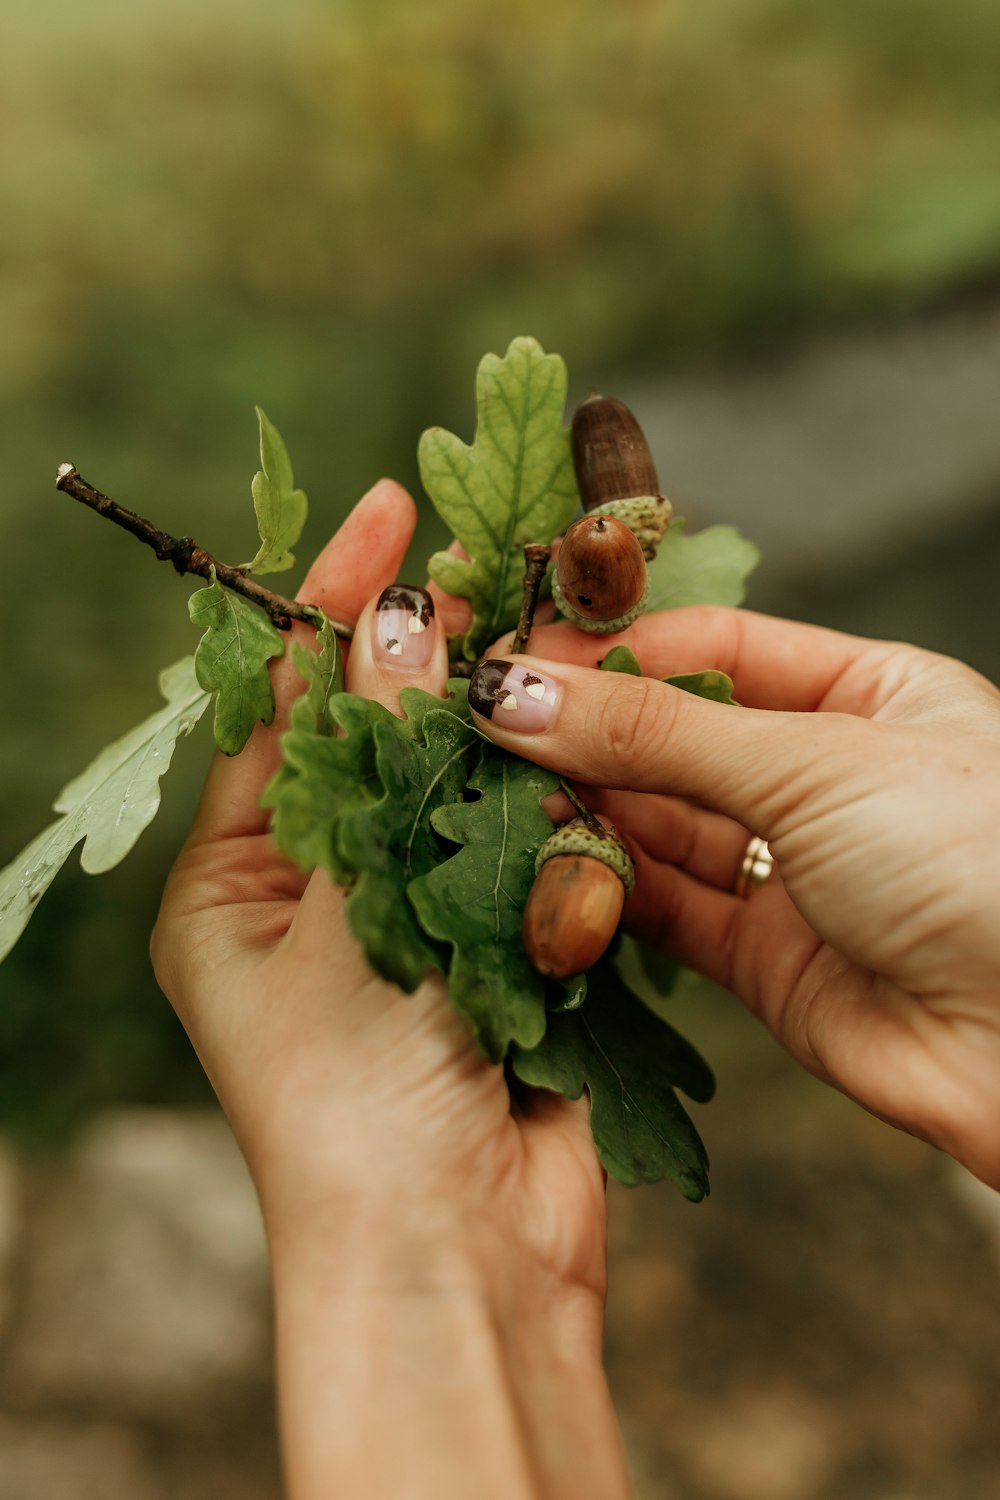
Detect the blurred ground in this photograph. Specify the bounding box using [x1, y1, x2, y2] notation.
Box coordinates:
[608, 980, 1000, 1500]
[0, 1115, 279, 1500]
[2, 1025, 999, 1500]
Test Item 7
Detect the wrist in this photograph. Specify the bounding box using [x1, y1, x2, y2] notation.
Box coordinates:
[265, 1198, 630, 1500]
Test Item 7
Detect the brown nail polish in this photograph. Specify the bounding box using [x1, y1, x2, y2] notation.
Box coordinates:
[373, 585, 435, 670]
[468, 660, 560, 731]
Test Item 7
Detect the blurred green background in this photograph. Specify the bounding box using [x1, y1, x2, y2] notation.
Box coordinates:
[3, 0, 1000, 1137]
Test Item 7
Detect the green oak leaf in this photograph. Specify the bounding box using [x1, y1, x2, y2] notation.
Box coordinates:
[420, 336, 579, 659]
[335, 691, 480, 992]
[646, 519, 759, 611]
[511, 961, 714, 1196]
[599, 645, 643, 675]
[613, 934, 680, 1011]
[244, 407, 308, 575]
[600, 646, 738, 703]
[666, 669, 738, 705]
[265, 678, 473, 888]
[261, 618, 378, 880]
[269, 696, 395, 882]
[265, 692, 394, 883]
[0, 657, 210, 964]
[189, 568, 285, 756]
[278, 613, 343, 738]
[408, 746, 560, 1061]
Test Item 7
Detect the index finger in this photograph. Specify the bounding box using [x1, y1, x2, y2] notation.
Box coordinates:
[466, 650, 869, 841]
[514, 606, 884, 714]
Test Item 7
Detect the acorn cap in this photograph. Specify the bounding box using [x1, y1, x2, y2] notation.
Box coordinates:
[587, 495, 672, 561]
[535, 818, 635, 897]
[550, 570, 649, 634]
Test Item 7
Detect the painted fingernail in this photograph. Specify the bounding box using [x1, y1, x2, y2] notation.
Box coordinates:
[373, 585, 436, 670]
[468, 660, 560, 731]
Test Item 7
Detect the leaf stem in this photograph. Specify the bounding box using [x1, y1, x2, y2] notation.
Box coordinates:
[509, 543, 552, 657]
[558, 779, 606, 837]
[55, 464, 354, 638]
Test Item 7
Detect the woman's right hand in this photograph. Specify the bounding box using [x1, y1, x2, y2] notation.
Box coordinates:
[467, 607, 1000, 1191]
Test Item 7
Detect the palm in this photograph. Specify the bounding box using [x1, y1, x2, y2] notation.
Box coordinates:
[158, 825, 607, 1292]
[152, 480, 608, 1299]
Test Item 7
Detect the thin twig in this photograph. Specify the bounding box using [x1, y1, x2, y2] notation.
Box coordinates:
[509, 543, 552, 657]
[558, 779, 606, 837]
[55, 464, 354, 638]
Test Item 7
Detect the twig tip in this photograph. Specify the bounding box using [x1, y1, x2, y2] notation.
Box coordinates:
[55, 463, 77, 488]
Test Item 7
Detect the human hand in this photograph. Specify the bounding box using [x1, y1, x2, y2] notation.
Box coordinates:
[468, 608, 1000, 1192]
[150, 482, 629, 1500]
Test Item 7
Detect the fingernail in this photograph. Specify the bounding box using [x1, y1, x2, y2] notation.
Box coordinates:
[468, 660, 560, 731]
[373, 585, 436, 670]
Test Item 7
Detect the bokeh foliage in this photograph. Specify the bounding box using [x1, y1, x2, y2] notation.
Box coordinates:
[3, 0, 1000, 1135]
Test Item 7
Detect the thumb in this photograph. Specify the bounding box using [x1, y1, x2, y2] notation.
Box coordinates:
[467, 654, 866, 839]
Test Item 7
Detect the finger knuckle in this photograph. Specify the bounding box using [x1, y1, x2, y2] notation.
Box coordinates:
[590, 677, 677, 778]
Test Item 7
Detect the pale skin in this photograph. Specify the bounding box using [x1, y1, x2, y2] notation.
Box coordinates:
[152, 480, 1000, 1499]
[480, 610, 1000, 1193]
[152, 481, 629, 1500]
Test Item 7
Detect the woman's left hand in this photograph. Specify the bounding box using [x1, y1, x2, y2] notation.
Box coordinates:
[151, 480, 629, 1500]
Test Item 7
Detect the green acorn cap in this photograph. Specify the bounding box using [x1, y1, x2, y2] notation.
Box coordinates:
[587, 495, 672, 561]
[535, 817, 635, 897]
[550, 571, 649, 634]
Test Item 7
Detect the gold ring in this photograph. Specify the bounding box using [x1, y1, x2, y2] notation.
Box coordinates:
[734, 835, 774, 900]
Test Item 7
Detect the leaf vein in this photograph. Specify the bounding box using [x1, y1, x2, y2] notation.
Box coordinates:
[580, 1014, 677, 1161]
[491, 758, 511, 940]
[437, 442, 504, 552]
[403, 730, 477, 880]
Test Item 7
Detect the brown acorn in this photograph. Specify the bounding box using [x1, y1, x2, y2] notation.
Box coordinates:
[573, 394, 661, 510]
[552, 514, 648, 633]
[570, 393, 671, 560]
[523, 820, 635, 980]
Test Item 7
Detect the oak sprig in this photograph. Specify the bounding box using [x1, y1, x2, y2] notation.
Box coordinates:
[1, 337, 761, 1195]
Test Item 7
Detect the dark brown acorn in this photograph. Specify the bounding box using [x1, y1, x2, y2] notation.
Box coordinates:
[572, 393, 662, 513]
[569, 393, 671, 563]
[554, 514, 647, 625]
[522, 819, 635, 980]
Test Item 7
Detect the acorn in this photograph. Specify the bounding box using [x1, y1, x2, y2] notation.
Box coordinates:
[571, 393, 672, 560]
[523, 819, 635, 980]
[551, 514, 648, 633]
